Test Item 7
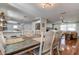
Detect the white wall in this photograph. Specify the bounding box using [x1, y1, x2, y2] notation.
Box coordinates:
[47, 23, 52, 28]
[23, 23, 33, 35]
[24, 23, 33, 32]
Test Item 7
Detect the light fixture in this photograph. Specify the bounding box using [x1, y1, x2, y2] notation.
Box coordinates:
[40, 3, 55, 8]
[60, 12, 66, 24]
[13, 25, 18, 29]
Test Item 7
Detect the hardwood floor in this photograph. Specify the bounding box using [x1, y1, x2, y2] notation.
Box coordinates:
[60, 39, 79, 55]
[0, 51, 2, 55]
[52, 39, 79, 55]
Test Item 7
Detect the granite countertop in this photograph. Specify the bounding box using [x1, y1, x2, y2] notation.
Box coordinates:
[5, 39, 40, 54]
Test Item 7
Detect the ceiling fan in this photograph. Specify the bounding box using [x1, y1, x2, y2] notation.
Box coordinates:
[53, 11, 79, 25]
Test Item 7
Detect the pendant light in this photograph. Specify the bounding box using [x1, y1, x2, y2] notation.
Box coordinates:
[0, 10, 7, 31]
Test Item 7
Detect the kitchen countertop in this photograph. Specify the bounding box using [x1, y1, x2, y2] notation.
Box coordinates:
[5, 39, 40, 55]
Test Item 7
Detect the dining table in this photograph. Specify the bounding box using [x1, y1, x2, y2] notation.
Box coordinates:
[5, 39, 40, 55]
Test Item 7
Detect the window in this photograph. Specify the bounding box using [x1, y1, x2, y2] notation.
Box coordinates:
[60, 24, 67, 31]
[60, 24, 76, 31]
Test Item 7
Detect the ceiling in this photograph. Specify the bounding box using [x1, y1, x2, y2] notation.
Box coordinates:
[0, 3, 79, 24]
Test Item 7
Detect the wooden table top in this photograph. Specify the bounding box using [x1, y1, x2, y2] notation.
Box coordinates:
[5, 39, 40, 55]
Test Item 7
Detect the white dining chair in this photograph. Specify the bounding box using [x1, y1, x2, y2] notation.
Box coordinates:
[42, 30, 54, 55]
[42, 30, 61, 55]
